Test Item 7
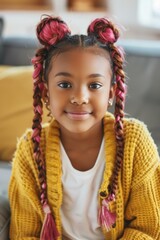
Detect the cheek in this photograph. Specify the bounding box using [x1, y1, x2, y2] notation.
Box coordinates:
[96, 89, 110, 104]
[100, 98, 109, 109]
[92, 93, 109, 113]
[48, 89, 67, 111]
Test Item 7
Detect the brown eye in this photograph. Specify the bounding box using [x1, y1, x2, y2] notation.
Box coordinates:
[89, 83, 102, 89]
[58, 82, 72, 88]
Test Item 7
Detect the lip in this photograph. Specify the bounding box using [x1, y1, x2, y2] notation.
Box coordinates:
[65, 111, 92, 120]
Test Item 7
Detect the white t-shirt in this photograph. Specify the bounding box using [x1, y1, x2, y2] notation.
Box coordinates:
[60, 138, 105, 240]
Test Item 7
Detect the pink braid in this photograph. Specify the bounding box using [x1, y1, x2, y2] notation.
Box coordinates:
[37, 15, 71, 48]
[32, 51, 47, 204]
[112, 44, 126, 193]
[87, 18, 119, 44]
[31, 15, 72, 240]
[32, 49, 59, 240]
[88, 17, 126, 231]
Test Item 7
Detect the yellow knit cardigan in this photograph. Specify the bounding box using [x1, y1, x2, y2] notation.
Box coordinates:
[9, 113, 160, 240]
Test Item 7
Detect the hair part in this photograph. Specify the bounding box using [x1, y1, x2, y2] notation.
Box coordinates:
[43, 34, 114, 83]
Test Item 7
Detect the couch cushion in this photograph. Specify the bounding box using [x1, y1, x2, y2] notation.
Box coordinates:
[0, 37, 38, 66]
[0, 66, 48, 161]
[0, 196, 10, 240]
[124, 52, 160, 153]
[0, 161, 12, 198]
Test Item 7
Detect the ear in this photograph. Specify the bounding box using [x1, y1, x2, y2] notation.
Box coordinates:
[109, 83, 117, 101]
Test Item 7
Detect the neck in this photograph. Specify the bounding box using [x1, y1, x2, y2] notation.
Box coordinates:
[59, 121, 104, 152]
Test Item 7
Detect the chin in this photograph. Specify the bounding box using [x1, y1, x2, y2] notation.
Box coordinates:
[66, 126, 91, 134]
[58, 117, 101, 134]
[60, 121, 94, 134]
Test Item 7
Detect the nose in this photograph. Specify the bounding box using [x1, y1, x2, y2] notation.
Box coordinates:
[70, 87, 89, 105]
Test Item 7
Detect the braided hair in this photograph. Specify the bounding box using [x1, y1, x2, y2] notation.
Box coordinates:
[88, 18, 125, 198]
[32, 15, 126, 239]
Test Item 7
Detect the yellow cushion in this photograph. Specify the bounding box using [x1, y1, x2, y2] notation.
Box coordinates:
[0, 65, 11, 73]
[0, 66, 48, 161]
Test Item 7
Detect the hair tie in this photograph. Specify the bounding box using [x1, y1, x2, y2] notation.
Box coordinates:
[37, 15, 71, 48]
[87, 18, 119, 44]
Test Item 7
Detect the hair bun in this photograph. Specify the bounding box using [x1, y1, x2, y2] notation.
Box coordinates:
[87, 18, 119, 44]
[36, 15, 71, 47]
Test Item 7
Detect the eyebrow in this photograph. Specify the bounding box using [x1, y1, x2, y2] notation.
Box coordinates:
[88, 73, 105, 79]
[55, 72, 72, 77]
[54, 72, 105, 79]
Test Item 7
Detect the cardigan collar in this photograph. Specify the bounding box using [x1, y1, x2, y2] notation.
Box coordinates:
[45, 112, 116, 230]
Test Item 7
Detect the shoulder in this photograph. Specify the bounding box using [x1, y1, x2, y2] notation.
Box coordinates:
[10, 122, 52, 189]
[123, 116, 159, 160]
[123, 117, 150, 139]
[11, 122, 51, 170]
[104, 112, 152, 141]
[123, 117, 159, 187]
[16, 122, 50, 152]
[105, 112, 159, 162]
[104, 112, 157, 148]
[123, 117, 157, 150]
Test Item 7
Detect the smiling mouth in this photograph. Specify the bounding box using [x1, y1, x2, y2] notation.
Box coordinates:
[64, 111, 92, 120]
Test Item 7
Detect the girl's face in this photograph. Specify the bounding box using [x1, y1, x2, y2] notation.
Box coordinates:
[47, 47, 115, 134]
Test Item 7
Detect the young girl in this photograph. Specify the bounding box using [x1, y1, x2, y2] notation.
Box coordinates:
[9, 15, 160, 240]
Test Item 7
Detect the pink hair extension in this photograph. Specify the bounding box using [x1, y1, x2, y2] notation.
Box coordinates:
[32, 50, 59, 238]
[88, 17, 126, 231]
[87, 18, 119, 44]
[112, 54, 125, 192]
[31, 15, 73, 239]
[88, 16, 126, 193]
[32, 63, 43, 79]
[37, 15, 71, 48]
[32, 51, 59, 239]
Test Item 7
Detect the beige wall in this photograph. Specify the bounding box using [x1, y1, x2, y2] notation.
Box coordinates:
[0, 0, 160, 40]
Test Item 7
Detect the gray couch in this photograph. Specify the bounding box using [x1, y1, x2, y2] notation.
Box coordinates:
[0, 33, 160, 239]
[0, 196, 10, 240]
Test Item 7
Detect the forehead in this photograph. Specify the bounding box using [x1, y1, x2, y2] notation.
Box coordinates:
[50, 47, 112, 72]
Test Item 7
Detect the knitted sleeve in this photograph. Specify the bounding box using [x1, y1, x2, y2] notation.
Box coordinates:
[120, 121, 160, 240]
[8, 130, 43, 240]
